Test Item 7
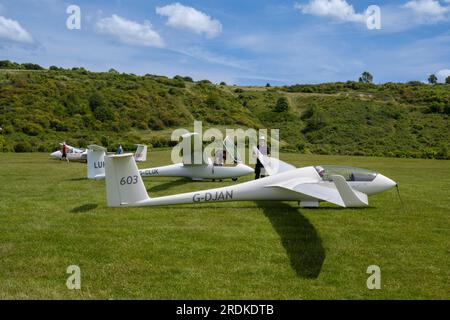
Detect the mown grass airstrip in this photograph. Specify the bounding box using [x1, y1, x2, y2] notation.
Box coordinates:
[0, 150, 449, 299]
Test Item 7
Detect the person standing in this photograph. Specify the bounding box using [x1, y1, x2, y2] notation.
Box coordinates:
[214, 149, 225, 166]
[116, 144, 123, 155]
[254, 136, 270, 179]
[62, 142, 69, 163]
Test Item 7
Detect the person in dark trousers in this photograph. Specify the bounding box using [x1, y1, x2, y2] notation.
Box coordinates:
[62, 142, 69, 163]
[116, 144, 123, 155]
[254, 136, 270, 179]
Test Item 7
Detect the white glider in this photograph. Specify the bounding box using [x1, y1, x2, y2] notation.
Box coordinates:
[134, 144, 147, 162]
[102, 149, 397, 208]
[50, 143, 87, 162]
[87, 134, 253, 181]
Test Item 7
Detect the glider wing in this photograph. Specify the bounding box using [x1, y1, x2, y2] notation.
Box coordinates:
[268, 175, 368, 207]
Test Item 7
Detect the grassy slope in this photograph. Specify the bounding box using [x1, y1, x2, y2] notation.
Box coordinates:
[0, 151, 449, 299]
[1, 68, 449, 159]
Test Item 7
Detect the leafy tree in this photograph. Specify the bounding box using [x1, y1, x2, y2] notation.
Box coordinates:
[0, 60, 20, 69]
[220, 81, 227, 86]
[0, 60, 12, 68]
[428, 102, 444, 113]
[302, 104, 327, 132]
[89, 93, 105, 112]
[444, 105, 450, 115]
[21, 63, 44, 70]
[266, 83, 271, 87]
[93, 105, 115, 122]
[445, 76, 450, 85]
[14, 141, 32, 152]
[65, 93, 87, 115]
[0, 135, 5, 151]
[428, 74, 438, 84]
[108, 68, 119, 74]
[274, 97, 289, 113]
[359, 71, 373, 83]
[206, 95, 224, 109]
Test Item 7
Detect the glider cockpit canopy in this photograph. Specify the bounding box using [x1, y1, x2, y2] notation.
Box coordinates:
[314, 165, 378, 182]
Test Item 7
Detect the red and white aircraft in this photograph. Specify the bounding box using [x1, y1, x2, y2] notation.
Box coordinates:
[50, 143, 87, 162]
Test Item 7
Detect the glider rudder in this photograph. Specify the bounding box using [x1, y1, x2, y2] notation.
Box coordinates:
[87, 145, 107, 179]
[134, 144, 147, 162]
[105, 153, 150, 207]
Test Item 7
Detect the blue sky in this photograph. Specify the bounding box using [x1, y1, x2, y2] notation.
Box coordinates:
[1, 0, 450, 85]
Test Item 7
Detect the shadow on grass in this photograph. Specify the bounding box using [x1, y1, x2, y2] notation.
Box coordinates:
[71, 203, 98, 213]
[147, 178, 191, 193]
[255, 201, 325, 279]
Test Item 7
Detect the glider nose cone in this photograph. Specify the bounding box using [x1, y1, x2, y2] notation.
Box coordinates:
[50, 151, 61, 159]
[376, 174, 397, 192]
[238, 163, 254, 176]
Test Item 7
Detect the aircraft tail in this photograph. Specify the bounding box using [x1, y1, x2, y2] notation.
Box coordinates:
[87, 145, 107, 179]
[105, 153, 150, 207]
[134, 144, 147, 162]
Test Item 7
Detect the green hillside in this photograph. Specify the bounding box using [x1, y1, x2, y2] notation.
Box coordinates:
[0, 62, 449, 159]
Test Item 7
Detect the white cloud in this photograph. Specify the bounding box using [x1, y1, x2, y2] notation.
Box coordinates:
[0, 16, 33, 43]
[436, 69, 450, 82]
[294, 0, 365, 23]
[403, 0, 449, 21]
[156, 3, 222, 38]
[97, 14, 164, 48]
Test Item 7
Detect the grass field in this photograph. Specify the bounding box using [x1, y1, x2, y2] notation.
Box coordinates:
[0, 150, 449, 299]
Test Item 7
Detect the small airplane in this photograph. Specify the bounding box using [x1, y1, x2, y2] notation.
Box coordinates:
[134, 144, 147, 162]
[102, 147, 397, 208]
[50, 143, 87, 162]
[87, 133, 254, 181]
[87, 144, 148, 179]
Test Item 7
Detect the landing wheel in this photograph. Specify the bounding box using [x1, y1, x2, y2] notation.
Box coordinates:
[232, 177, 238, 182]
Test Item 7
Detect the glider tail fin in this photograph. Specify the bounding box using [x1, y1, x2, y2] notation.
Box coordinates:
[105, 153, 150, 207]
[87, 145, 107, 179]
[134, 144, 147, 162]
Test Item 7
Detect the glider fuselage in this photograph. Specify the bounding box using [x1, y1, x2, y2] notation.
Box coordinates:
[139, 163, 254, 180]
[127, 166, 396, 207]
